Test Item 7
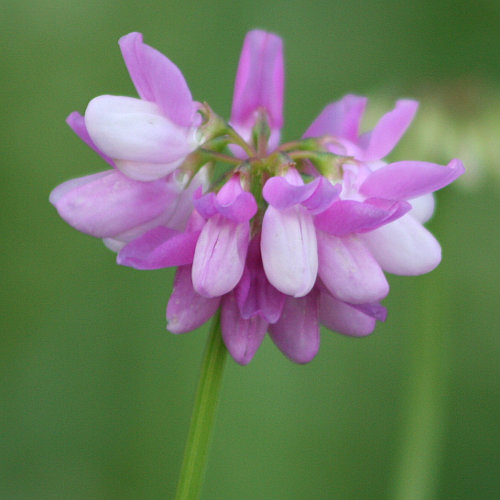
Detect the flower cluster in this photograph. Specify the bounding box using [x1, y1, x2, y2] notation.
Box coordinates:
[51, 31, 464, 364]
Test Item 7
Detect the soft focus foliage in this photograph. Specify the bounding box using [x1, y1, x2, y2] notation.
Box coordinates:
[2, 1, 500, 499]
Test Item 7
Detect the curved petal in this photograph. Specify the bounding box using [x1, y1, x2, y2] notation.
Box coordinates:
[409, 193, 435, 224]
[192, 216, 249, 297]
[85, 95, 197, 166]
[50, 170, 170, 238]
[261, 205, 318, 297]
[360, 214, 441, 275]
[358, 99, 419, 161]
[117, 227, 200, 269]
[235, 236, 285, 324]
[66, 112, 115, 167]
[304, 94, 367, 142]
[231, 30, 284, 130]
[263, 175, 339, 213]
[166, 265, 220, 333]
[319, 292, 376, 337]
[314, 198, 411, 236]
[360, 159, 465, 200]
[221, 292, 267, 365]
[119, 32, 197, 127]
[351, 302, 387, 322]
[194, 176, 257, 222]
[269, 292, 320, 364]
[317, 232, 389, 304]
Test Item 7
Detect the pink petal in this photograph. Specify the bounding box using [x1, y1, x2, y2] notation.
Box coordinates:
[351, 302, 387, 322]
[117, 226, 200, 269]
[231, 30, 284, 130]
[66, 112, 115, 167]
[221, 292, 267, 365]
[304, 94, 367, 142]
[50, 170, 170, 238]
[166, 265, 220, 334]
[358, 99, 419, 161]
[192, 215, 249, 297]
[317, 232, 389, 304]
[261, 205, 318, 297]
[194, 176, 258, 222]
[114, 158, 187, 182]
[85, 96, 197, 169]
[314, 198, 411, 236]
[119, 32, 197, 127]
[263, 175, 339, 213]
[360, 214, 441, 275]
[319, 292, 376, 337]
[360, 158, 465, 200]
[235, 236, 285, 324]
[409, 193, 435, 224]
[269, 292, 320, 364]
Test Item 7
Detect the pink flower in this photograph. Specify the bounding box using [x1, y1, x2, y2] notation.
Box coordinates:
[53, 30, 466, 366]
[230, 30, 284, 153]
[191, 175, 257, 297]
[307, 96, 465, 283]
[50, 167, 207, 251]
[260, 168, 339, 297]
[75, 32, 201, 182]
[117, 175, 258, 299]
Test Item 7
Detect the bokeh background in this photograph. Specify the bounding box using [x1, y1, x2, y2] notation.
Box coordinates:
[2, 1, 500, 498]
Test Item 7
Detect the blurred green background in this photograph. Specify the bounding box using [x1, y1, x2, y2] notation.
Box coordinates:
[2, 1, 500, 498]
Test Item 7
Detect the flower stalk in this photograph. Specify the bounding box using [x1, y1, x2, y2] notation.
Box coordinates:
[175, 310, 227, 500]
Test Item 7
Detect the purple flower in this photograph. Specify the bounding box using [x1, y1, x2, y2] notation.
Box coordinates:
[76, 32, 201, 182]
[261, 168, 339, 297]
[230, 30, 284, 152]
[53, 30, 465, 365]
[50, 167, 207, 251]
[308, 96, 465, 278]
[192, 175, 257, 297]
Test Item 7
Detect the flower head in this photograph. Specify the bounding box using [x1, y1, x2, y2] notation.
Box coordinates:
[52, 30, 465, 365]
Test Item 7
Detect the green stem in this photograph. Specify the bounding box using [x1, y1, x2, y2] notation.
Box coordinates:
[175, 310, 228, 500]
[199, 148, 242, 166]
[226, 126, 257, 158]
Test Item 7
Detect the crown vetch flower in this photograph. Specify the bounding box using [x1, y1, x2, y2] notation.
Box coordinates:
[230, 30, 284, 153]
[79, 32, 201, 182]
[52, 29, 465, 365]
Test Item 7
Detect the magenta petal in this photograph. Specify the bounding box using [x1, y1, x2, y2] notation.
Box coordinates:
[269, 292, 320, 364]
[263, 176, 339, 213]
[66, 112, 115, 167]
[119, 32, 197, 127]
[314, 198, 411, 236]
[317, 232, 389, 304]
[231, 30, 284, 130]
[301, 177, 341, 214]
[166, 265, 220, 334]
[351, 302, 387, 322]
[360, 159, 466, 200]
[304, 94, 367, 142]
[358, 99, 418, 161]
[263, 176, 320, 209]
[319, 292, 376, 337]
[192, 215, 249, 297]
[221, 293, 267, 365]
[50, 170, 170, 238]
[235, 236, 285, 323]
[117, 227, 200, 269]
[194, 177, 258, 222]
